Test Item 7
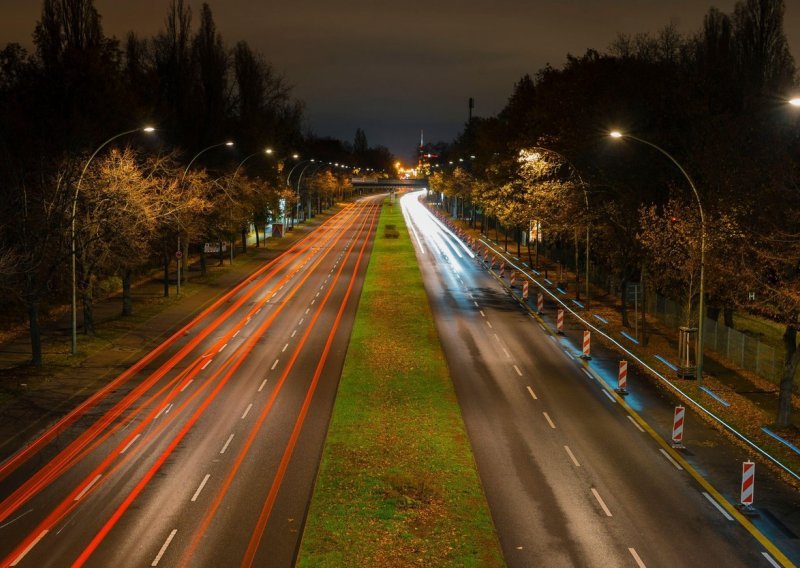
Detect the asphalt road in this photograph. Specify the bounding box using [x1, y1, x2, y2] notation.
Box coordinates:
[0, 197, 381, 567]
[402, 190, 800, 568]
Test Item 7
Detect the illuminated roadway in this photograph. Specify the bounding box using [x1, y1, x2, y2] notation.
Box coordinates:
[0, 197, 381, 567]
[401, 189, 800, 568]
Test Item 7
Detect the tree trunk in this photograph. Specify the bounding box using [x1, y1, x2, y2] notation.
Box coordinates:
[776, 325, 800, 428]
[163, 239, 169, 298]
[218, 239, 224, 266]
[241, 227, 247, 253]
[255, 222, 260, 248]
[122, 269, 132, 316]
[707, 306, 721, 322]
[517, 227, 522, 258]
[724, 306, 734, 328]
[26, 291, 42, 367]
[82, 279, 95, 336]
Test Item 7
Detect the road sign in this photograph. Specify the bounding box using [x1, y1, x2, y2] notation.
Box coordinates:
[175, 251, 183, 259]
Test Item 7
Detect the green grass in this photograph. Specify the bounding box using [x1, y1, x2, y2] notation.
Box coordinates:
[298, 201, 504, 567]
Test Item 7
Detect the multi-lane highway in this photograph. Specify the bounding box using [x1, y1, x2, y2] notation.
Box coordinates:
[0, 197, 380, 567]
[402, 190, 800, 568]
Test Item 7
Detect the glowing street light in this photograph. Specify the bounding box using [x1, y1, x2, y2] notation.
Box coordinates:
[610, 130, 706, 382]
[789, 97, 800, 107]
[71, 126, 156, 355]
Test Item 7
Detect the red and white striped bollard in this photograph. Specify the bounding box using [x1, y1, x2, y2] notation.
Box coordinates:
[522, 280, 529, 300]
[537, 293, 544, 314]
[671, 406, 685, 448]
[739, 461, 755, 513]
[615, 360, 629, 395]
[556, 309, 564, 334]
[510, 271, 516, 287]
[580, 330, 591, 359]
[499, 261, 505, 278]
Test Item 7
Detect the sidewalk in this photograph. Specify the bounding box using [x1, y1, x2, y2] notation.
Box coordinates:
[0, 214, 334, 460]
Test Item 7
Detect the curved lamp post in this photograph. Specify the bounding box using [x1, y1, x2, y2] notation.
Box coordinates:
[610, 130, 706, 382]
[71, 126, 156, 355]
[182, 140, 234, 182]
[525, 147, 591, 308]
[232, 147, 273, 180]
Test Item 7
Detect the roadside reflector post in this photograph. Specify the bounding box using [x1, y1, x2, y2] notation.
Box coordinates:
[738, 461, 758, 516]
[671, 406, 685, 449]
[615, 360, 629, 395]
[537, 293, 544, 314]
[522, 280, 529, 300]
[579, 330, 591, 359]
[491, 255, 496, 270]
[499, 261, 505, 278]
[556, 309, 564, 334]
[510, 271, 516, 287]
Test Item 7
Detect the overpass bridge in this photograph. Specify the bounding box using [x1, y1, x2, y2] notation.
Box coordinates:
[351, 177, 428, 190]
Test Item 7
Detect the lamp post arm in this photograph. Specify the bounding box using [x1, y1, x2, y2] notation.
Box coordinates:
[286, 159, 311, 187]
[183, 142, 229, 183]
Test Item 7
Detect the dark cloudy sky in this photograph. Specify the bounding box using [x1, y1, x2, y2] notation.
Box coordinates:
[2, 1, 799, 160]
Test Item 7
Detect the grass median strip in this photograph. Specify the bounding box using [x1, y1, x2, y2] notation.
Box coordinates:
[298, 201, 503, 567]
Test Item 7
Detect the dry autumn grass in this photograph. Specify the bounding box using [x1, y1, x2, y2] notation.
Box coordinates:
[298, 201, 503, 567]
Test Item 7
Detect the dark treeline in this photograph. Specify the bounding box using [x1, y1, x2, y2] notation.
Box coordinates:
[0, 0, 393, 366]
[427, 0, 800, 426]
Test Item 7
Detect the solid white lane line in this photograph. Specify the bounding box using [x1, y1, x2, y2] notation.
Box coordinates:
[565, 351, 575, 360]
[486, 321, 493, 329]
[601, 390, 616, 404]
[627, 416, 645, 432]
[151, 529, 177, 566]
[10, 529, 48, 566]
[218, 343, 227, 353]
[220, 434, 234, 454]
[539, 323, 547, 332]
[271, 359, 279, 370]
[701, 492, 734, 521]
[513, 365, 523, 376]
[120, 434, 141, 455]
[258, 379, 267, 392]
[233, 330, 240, 338]
[201, 358, 212, 370]
[241, 403, 253, 420]
[628, 548, 646, 568]
[502, 348, 510, 358]
[591, 488, 613, 517]
[543, 412, 556, 429]
[74, 474, 102, 501]
[659, 449, 683, 470]
[526, 386, 538, 400]
[291, 330, 297, 338]
[191, 474, 210, 502]
[479, 310, 486, 317]
[564, 446, 580, 467]
[282, 343, 289, 352]
[762, 552, 782, 568]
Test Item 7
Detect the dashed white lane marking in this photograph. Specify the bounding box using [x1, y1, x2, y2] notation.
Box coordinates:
[627, 416, 645, 432]
[502, 348, 510, 358]
[305, 308, 311, 314]
[526, 386, 538, 400]
[233, 330, 240, 338]
[311, 299, 315, 305]
[164, 403, 174, 415]
[601, 390, 616, 404]
[564, 446, 580, 467]
[486, 321, 493, 329]
[701, 492, 734, 521]
[474, 301, 479, 307]
[151, 529, 177, 566]
[10, 529, 48, 566]
[565, 351, 575, 360]
[513, 365, 523, 376]
[762, 552, 781, 568]
[494, 334, 501, 342]
[180, 379, 194, 394]
[316, 292, 320, 297]
[255, 308, 262, 315]
[543, 412, 556, 429]
[659, 448, 683, 471]
[120, 434, 141, 455]
[155, 404, 169, 419]
[591, 488, 613, 517]
[218, 343, 227, 353]
[628, 548, 646, 568]
[581, 368, 593, 380]
[241, 403, 253, 420]
[74, 474, 102, 501]
[220, 434, 234, 454]
[191, 474, 211, 502]
[282, 343, 289, 352]
[299, 318, 304, 325]
[479, 310, 486, 317]
[201, 359, 212, 370]
[291, 330, 297, 338]
[271, 359, 279, 370]
[258, 379, 267, 392]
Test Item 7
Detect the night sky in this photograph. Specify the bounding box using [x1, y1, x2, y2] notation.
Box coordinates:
[2, 1, 799, 161]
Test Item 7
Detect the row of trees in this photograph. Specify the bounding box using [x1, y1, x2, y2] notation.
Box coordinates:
[0, 0, 362, 366]
[428, 0, 800, 426]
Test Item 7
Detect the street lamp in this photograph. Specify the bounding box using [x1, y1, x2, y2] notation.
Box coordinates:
[182, 141, 234, 182]
[789, 97, 800, 107]
[232, 147, 273, 180]
[71, 126, 156, 355]
[610, 130, 706, 382]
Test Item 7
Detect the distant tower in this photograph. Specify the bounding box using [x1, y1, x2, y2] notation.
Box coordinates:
[418, 130, 424, 167]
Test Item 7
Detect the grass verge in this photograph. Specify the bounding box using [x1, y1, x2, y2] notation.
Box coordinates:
[298, 201, 504, 567]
